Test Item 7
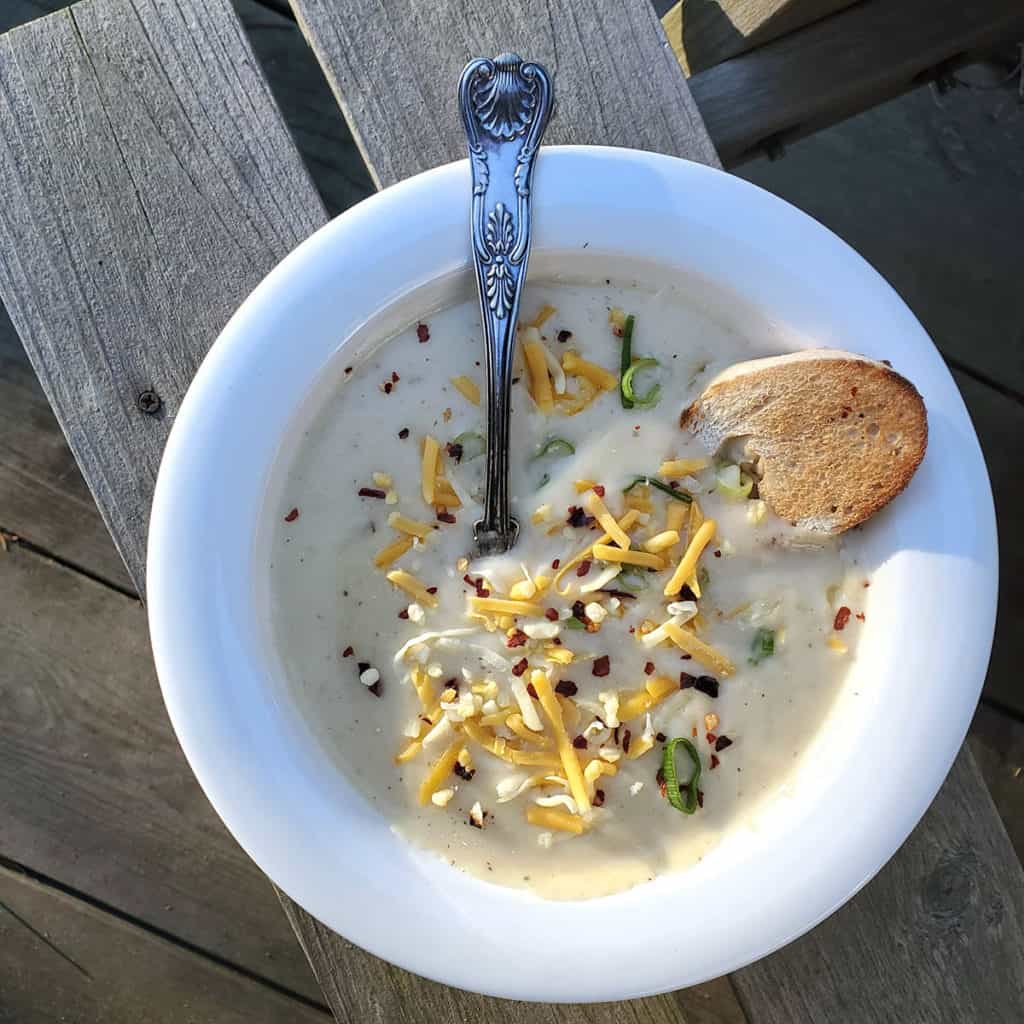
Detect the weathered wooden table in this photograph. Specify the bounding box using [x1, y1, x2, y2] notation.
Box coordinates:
[1, 1, 1023, 1021]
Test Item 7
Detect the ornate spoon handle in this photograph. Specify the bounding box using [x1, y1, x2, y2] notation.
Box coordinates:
[458, 53, 553, 556]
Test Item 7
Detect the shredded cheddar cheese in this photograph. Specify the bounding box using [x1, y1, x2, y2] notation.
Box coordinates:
[664, 518, 716, 597]
[643, 530, 679, 554]
[421, 436, 439, 506]
[462, 719, 509, 759]
[592, 544, 665, 570]
[530, 670, 591, 816]
[386, 569, 438, 608]
[526, 804, 587, 834]
[659, 458, 708, 478]
[663, 621, 735, 676]
[506, 714, 553, 748]
[665, 500, 688, 537]
[523, 332, 554, 413]
[554, 376, 600, 416]
[529, 304, 557, 328]
[561, 350, 618, 391]
[617, 676, 678, 720]
[545, 646, 574, 665]
[387, 512, 433, 539]
[468, 596, 545, 618]
[373, 534, 413, 569]
[510, 749, 563, 768]
[552, 509, 642, 593]
[451, 375, 480, 406]
[584, 490, 631, 549]
[433, 480, 462, 508]
[417, 737, 463, 805]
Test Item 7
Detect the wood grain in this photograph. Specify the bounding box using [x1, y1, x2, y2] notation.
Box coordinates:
[0, 309, 133, 591]
[688, 0, 1024, 163]
[732, 745, 1024, 1022]
[0, 0, 325, 595]
[288, 0, 720, 189]
[0, 540, 326, 1004]
[668, 1, 858, 75]
[0, 862, 326, 1024]
[969, 703, 1024, 865]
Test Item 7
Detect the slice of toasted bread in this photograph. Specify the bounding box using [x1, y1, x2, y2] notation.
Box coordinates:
[679, 349, 927, 533]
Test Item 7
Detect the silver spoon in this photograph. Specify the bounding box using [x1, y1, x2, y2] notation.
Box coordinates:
[458, 53, 553, 556]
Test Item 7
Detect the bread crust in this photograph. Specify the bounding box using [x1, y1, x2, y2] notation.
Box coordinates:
[680, 350, 927, 533]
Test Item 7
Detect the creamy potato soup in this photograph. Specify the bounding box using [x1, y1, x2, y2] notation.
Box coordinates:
[269, 279, 866, 900]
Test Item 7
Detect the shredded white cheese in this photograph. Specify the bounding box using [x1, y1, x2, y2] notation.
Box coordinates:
[406, 602, 425, 624]
[629, 781, 644, 796]
[584, 601, 608, 624]
[469, 801, 485, 827]
[510, 676, 544, 731]
[598, 691, 620, 728]
[496, 774, 533, 803]
[523, 621, 560, 640]
[535, 794, 579, 814]
[393, 628, 478, 663]
[359, 667, 380, 687]
[578, 564, 622, 594]
[421, 716, 453, 749]
[431, 788, 455, 807]
[598, 746, 621, 762]
[537, 831, 554, 849]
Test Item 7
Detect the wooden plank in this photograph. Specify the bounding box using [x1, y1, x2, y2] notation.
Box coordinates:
[288, 0, 720, 189]
[0, 307, 134, 592]
[0, 540, 326, 1004]
[0, 863, 326, 1024]
[969, 703, 1024, 865]
[0, 0, 326, 594]
[688, 0, 1024, 164]
[667, 1, 858, 75]
[732, 744, 1024, 1021]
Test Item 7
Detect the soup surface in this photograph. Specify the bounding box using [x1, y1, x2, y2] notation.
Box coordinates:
[269, 278, 866, 899]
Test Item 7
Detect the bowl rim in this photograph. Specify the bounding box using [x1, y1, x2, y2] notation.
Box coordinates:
[147, 145, 998, 1001]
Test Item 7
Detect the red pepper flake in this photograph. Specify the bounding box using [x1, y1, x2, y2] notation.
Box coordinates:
[592, 655, 610, 677]
[572, 734, 587, 749]
[398, 608, 409, 620]
[713, 549, 722, 558]
[710, 754, 720, 770]
[571, 600, 589, 625]
[656, 731, 666, 743]
[344, 366, 353, 374]
[555, 680, 578, 697]
[694, 675, 719, 699]
[426, 586, 439, 595]
[525, 682, 538, 700]
[453, 762, 475, 781]
[706, 732, 717, 745]
[622, 729, 632, 754]
[284, 507, 300, 522]
[833, 606, 852, 631]
[342, 646, 354, 658]
[551, 558, 560, 570]
[416, 323, 430, 343]
[444, 678, 458, 693]
[506, 630, 528, 649]
[398, 427, 410, 439]
[593, 788, 606, 807]
[863, 580, 871, 588]
[680, 653, 693, 661]
[437, 512, 457, 524]
[576, 559, 592, 578]
[446, 441, 464, 463]
[679, 672, 695, 689]
[557, 329, 572, 343]
[643, 661, 655, 676]
[358, 487, 386, 499]
[383, 381, 393, 394]
[692, 726, 698, 738]
[368, 680, 382, 697]
[544, 608, 559, 621]
[656, 767, 667, 798]
[855, 612, 866, 622]
[391, 371, 400, 383]
[715, 735, 733, 752]
[512, 659, 529, 677]
[566, 506, 587, 528]
[593, 484, 605, 498]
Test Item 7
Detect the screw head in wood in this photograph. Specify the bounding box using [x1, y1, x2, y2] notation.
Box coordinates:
[137, 389, 162, 415]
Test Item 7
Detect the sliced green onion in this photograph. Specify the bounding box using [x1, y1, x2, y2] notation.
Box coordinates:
[565, 616, 587, 630]
[697, 566, 710, 589]
[749, 628, 776, 665]
[533, 436, 575, 460]
[621, 357, 661, 408]
[537, 472, 551, 490]
[715, 463, 754, 500]
[623, 476, 693, 503]
[662, 737, 702, 814]
[452, 431, 486, 461]
[616, 570, 649, 592]
[619, 314, 636, 409]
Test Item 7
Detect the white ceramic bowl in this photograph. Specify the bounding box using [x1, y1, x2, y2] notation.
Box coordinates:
[148, 147, 997, 1002]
